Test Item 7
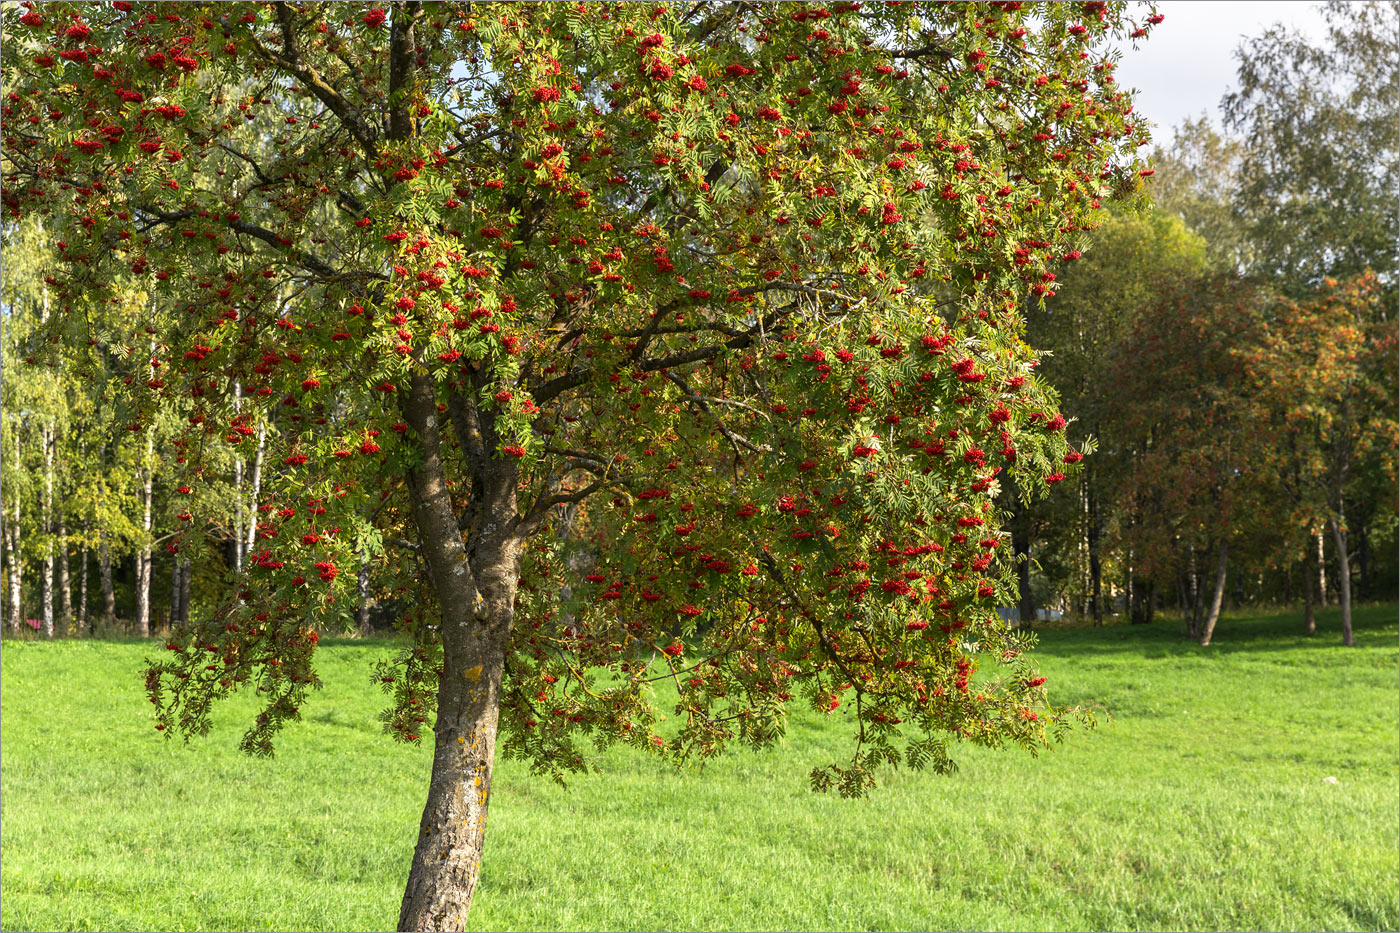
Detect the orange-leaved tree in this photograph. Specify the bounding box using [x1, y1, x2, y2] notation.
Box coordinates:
[1248, 273, 1398, 646]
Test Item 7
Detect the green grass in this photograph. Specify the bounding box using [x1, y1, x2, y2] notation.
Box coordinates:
[2, 604, 1397, 932]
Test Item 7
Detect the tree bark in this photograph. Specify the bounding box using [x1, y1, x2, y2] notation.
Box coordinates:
[1123, 552, 1134, 624]
[4, 518, 21, 634]
[179, 556, 192, 626]
[41, 551, 54, 637]
[1356, 518, 1369, 602]
[1088, 493, 1102, 626]
[233, 383, 245, 574]
[78, 547, 89, 635]
[57, 514, 71, 632]
[1017, 553, 1035, 629]
[1329, 515, 1354, 647]
[1010, 504, 1034, 629]
[245, 423, 266, 559]
[99, 531, 116, 626]
[42, 423, 54, 638]
[1175, 573, 1187, 635]
[1187, 546, 1202, 639]
[1303, 549, 1316, 635]
[1130, 576, 1151, 624]
[1198, 541, 1230, 647]
[1315, 532, 1328, 607]
[397, 372, 518, 933]
[357, 557, 372, 636]
[170, 555, 183, 631]
[136, 429, 155, 638]
[135, 549, 151, 637]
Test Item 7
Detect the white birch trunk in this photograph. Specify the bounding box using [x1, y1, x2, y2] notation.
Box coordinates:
[136, 428, 154, 637]
[4, 518, 21, 634]
[57, 514, 71, 631]
[78, 546, 89, 634]
[41, 424, 54, 638]
[232, 382, 244, 574]
[245, 423, 266, 557]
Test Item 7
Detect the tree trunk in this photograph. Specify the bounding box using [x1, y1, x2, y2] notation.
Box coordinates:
[41, 551, 54, 637]
[1356, 519, 1369, 602]
[357, 557, 372, 636]
[397, 373, 519, 932]
[170, 556, 183, 630]
[1122, 546, 1133, 624]
[233, 455, 245, 574]
[245, 423, 266, 559]
[397, 555, 514, 933]
[99, 531, 116, 626]
[78, 547, 89, 635]
[179, 556, 192, 625]
[1198, 542, 1230, 647]
[1329, 515, 1353, 647]
[1315, 532, 1328, 607]
[4, 519, 21, 634]
[1011, 506, 1034, 629]
[136, 430, 155, 638]
[1130, 576, 1151, 624]
[42, 424, 54, 638]
[135, 549, 151, 637]
[233, 384, 245, 574]
[1017, 554, 1035, 629]
[1088, 496, 1102, 627]
[0, 305, 13, 633]
[1303, 550, 1316, 636]
[1175, 573, 1188, 636]
[1188, 546, 1202, 639]
[57, 514, 71, 632]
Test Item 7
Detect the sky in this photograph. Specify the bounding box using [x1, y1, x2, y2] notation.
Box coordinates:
[1111, 1, 1332, 135]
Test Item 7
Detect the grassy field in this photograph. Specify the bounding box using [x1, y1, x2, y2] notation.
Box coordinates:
[2, 604, 1396, 932]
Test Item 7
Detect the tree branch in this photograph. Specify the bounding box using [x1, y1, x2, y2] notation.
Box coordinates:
[664, 370, 771, 456]
[250, 3, 379, 155]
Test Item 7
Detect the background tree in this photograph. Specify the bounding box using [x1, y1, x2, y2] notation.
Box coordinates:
[1100, 273, 1275, 645]
[1147, 116, 1246, 274]
[1224, 0, 1399, 287]
[1248, 274, 1399, 645]
[1019, 206, 1208, 624]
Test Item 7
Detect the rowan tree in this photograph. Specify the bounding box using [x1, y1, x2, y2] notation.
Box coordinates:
[2, 1, 1159, 928]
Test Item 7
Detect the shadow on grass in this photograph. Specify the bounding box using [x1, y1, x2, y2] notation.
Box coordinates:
[6, 606, 1395, 663]
[1029, 603, 1398, 659]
